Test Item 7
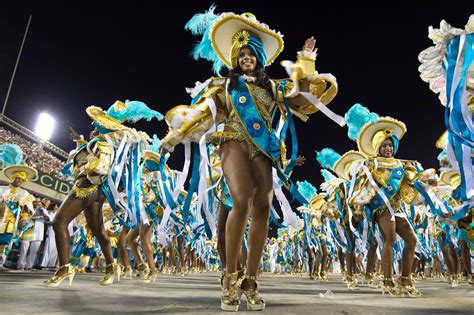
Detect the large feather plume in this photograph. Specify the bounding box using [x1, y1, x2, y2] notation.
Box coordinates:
[184, 5, 226, 75]
[107, 100, 163, 123]
[0, 143, 24, 166]
[297, 180, 318, 202]
[344, 103, 379, 141]
[316, 148, 341, 170]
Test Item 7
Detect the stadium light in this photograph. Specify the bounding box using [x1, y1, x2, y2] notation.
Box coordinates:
[35, 112, 56, 141]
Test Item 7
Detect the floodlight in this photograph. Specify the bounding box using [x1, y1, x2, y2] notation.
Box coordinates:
[35, 112, 56, 141]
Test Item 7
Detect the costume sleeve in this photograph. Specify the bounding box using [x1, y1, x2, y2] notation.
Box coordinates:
[275, 51, 338, 122]
[18, 193, 35, 212]
[399, 161, 432, 205]
[83, 140, 113, 184]
[161, 78, 228, 152]
[348, 159, 377, 206]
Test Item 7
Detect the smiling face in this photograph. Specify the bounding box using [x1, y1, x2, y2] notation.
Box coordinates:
[238, 46, 257, 75]
[379, 138, 394, 158]
[12, 177, 25, 187]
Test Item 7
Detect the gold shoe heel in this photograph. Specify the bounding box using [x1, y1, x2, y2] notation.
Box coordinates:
[240, 275, 265, 311]
[346, 276, 360, 291]
[142, 269, 158, 283]
[135, 263, 149, 280]
[397, 276, 422, 298]
[99, 263, 121, 286]
[381, 278, 404, 297]
[221, 271, 241, 312]
[44, 264, 76, 287]
[122, 266, 133, 278]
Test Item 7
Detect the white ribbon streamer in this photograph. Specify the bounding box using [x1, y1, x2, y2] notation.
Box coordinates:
[299, 92, 346, 127]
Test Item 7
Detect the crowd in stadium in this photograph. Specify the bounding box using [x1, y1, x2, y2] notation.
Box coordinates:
[0, 126, 71, 181]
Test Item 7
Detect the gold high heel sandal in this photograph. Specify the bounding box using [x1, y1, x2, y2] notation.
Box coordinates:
[221, 271, 241, 312]
[99, 263, 121, 286]
[135, 263, 149, 280]
[44, 263, 76, 287]
[346, 275, 360, 291]
[122, 265, 133, 278]
[320, 271, 329, 282]
[364, 273, 379, 289]
[397, 276, 422, 297]
[239, 275, 265, 311]
[142, 268, 158, 283]
[381, 277, 404, 297]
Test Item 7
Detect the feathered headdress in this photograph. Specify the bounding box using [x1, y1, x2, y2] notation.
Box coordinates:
[0, 143, 24, 166]
[344, 103, 379, 141]
[106, 100, 163, 123]
[316, 148, 341, 170]
[185, 5, 225, 74]
[185, 5, 284, 75]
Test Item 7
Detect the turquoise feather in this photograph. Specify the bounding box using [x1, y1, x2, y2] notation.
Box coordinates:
[320, 169, 336, 182]
[316, 148, 341, 170]
[107, 100, 163, 123]
[0, 143, 24, 166]
[297, 180, 317, 202]
[149, 134, 161, 153]
[185, 5, 226, 75]
[345, 103, 379, 141]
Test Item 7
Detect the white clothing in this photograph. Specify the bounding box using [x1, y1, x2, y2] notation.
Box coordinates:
[41, 211, 57, 268]
[18, 240, 41, 269]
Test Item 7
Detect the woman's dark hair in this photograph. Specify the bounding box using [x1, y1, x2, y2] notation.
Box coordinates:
[226, 62, 274, 99]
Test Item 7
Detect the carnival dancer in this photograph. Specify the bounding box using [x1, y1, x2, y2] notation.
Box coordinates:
[160, 5, 342, 310]
[439, 170, 473, 285]
[317, 148, 369, 289]
[137, 141, 169, 283]
[0, 144, 36, 270]
[44, 100, 162, 287]
[347, 105, 433, 297]
[295, 180, 319, 279]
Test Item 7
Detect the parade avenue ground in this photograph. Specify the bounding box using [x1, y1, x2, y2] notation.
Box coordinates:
[0, 271, 472, 314]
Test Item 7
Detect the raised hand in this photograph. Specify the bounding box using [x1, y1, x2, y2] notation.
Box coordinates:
[300, 36, 317, 59]
[69, 127, 81, 141]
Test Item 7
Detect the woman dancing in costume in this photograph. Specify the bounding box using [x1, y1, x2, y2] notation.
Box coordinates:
[44, 100, 162, 287]
[160, 6, 339, 311]
[347, 106, 433, 297]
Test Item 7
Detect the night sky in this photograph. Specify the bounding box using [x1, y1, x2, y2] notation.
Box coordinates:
[1, 2, 472, 191]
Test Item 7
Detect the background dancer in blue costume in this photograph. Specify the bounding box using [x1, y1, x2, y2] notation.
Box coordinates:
[44, 100, 162, 287]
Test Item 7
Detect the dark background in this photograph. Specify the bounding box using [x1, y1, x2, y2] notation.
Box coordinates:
[1, 1, 471, 191]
